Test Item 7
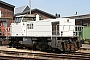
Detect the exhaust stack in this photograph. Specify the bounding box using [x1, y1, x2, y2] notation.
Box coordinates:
[36, 14, 39, 21]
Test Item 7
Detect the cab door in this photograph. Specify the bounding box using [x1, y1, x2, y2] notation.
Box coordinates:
[52, 22, 59, 35]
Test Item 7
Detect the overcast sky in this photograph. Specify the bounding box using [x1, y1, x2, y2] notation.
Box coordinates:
[2, 0, 90, 17]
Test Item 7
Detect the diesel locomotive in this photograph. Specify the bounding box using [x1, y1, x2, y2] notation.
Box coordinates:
[8, 14, 84, 51]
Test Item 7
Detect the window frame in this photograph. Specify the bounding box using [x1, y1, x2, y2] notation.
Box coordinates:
[27, 23, 33, 29]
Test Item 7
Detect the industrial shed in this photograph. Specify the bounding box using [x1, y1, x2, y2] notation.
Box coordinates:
[64, 14, 90, 26]
[14, 6, 57, 20]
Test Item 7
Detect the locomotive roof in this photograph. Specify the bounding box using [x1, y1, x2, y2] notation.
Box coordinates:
[39, 18, 70, 22]
[16, 14, 36, 18]
[25, 18, 71, 22]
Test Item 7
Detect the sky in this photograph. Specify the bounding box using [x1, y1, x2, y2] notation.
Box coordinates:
[2, 0, 90, 17]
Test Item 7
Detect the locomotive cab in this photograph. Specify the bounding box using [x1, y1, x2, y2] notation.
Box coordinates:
[15, 14, 37, 23]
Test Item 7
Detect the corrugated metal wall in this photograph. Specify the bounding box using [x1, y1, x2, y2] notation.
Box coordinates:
[82, 26, 90, 40]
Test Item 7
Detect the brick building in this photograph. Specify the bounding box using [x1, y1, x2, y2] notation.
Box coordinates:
[0, 0, 15, 27]
[0, 0, 15, 36]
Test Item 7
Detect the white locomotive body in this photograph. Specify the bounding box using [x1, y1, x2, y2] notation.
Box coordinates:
[9, 14, 83, 51]
[10, 18, 76, 37]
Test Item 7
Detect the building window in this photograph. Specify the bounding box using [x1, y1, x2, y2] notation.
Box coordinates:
[27, 23, 33, 29]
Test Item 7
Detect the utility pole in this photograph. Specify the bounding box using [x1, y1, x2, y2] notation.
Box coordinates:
[29, 0, 31, 15]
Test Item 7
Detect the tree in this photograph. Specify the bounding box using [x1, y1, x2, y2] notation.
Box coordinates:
[55, 13, 60, 18]
[58, 14, 60, 17]
[55, 13, 58, 17]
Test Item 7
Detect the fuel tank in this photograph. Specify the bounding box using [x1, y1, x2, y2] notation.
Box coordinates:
[22, 37, 33, 48]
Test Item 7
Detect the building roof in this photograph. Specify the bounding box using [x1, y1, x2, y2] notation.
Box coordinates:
[31, 8, 56, 18]
[63, 14, 90, 19]
[14, 5, 30, 14]
[15, 7, 57, 18]
[0, 0, 15, 8]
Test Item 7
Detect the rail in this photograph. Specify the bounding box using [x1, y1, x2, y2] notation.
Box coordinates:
[0, 55, 49, 60]
[0, 50, 90, 60]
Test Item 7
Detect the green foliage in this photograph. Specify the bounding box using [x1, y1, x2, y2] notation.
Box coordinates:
[55, 13, 60, 18]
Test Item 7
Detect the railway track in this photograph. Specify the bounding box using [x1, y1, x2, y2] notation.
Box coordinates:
[0, 55, 50, 60]
[0, 50, 90, 60]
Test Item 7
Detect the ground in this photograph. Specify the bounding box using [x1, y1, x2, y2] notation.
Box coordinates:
[76, 44, 90, 53]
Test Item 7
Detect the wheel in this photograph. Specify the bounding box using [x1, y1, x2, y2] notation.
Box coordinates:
[33, 44, 37, 50]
